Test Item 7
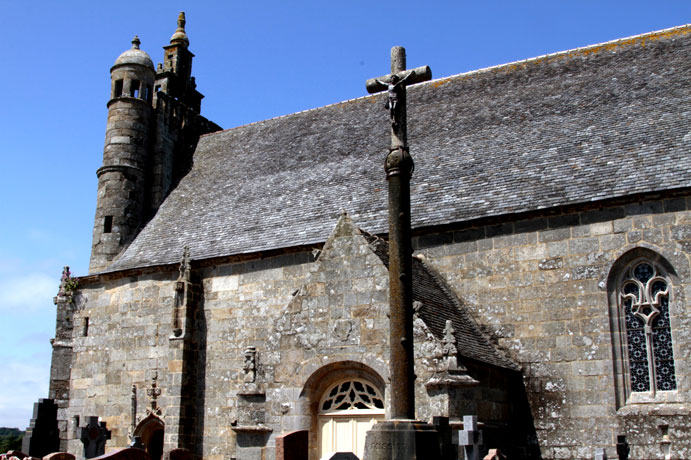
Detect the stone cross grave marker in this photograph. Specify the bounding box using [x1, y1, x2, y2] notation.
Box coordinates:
[458, 416, 483, 460]
[79, 417, 111, 459]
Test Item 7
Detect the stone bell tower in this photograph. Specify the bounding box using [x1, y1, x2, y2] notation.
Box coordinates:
[90, 36, 156, 273]
[89, 13, 220, 273]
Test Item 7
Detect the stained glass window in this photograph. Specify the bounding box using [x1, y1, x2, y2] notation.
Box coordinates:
[619, 260, 676, 394]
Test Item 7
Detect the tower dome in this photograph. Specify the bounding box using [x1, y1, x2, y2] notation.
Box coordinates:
[169, 12, 189, 47]
[114, 36, 154, 69]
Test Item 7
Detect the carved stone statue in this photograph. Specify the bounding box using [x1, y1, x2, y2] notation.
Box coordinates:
[178, 246, 191, 283]
[243, 347, 257, 383]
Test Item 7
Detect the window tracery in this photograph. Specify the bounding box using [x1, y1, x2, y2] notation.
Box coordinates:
[319, 379, 384, 413]
[618, 258, 676, 395]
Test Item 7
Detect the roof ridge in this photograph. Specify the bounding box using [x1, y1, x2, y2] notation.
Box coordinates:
[432, 23, 691, 85]
[201, 24, 691, 138]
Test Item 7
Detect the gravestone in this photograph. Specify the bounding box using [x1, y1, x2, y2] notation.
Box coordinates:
[92, 448, 150, 460]
[326, 454, 359, 460]
[483, 449, 506, 460]
[432, 417, 456, 460]
[129, 437, 144, 450]
[44, 453, 76, 460]
[80, 417, 111, 459]
[594, 447, 607, 460]
[5, 452, 27, 459]
[165, 448, 193, 460]
[616, 436, 629, 460]
[22, 398, 59, 457]
[458, 416, 483, 460]
[275, 430, 308, 460]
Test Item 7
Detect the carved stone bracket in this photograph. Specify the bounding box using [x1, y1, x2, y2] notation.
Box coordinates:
[230, 425, 273, 434]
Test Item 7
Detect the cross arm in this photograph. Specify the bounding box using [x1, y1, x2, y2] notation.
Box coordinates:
[365, 65, 432, 94]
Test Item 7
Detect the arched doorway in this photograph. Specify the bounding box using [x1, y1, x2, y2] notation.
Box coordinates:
[318, 378, 385, 459]
[133, 413, 164, 460]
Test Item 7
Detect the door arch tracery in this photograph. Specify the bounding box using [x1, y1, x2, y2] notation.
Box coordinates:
[317, 378, 385, 459]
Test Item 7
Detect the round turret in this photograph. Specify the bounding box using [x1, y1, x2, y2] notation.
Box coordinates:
[90, 36, 156, 273]
[110, 36, 156, 102]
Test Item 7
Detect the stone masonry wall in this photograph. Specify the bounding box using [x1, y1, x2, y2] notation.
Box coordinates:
[414, 194, 691, 460]
[65, 194, 691, 460]
[65, 272, 178, 458]
[198, 251, 315, 460]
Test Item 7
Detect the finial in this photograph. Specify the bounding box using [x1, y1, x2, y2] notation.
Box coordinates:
[170, 12, 190, 47]
[146, 371, 162, 416]
[131, 35, 141, 50]
[177, 12, 186, 30]
[442, 320, 457, 356]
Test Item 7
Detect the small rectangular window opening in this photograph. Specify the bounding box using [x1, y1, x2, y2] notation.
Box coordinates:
[131, 79, 140, 98]
[114, 79, 123, 98]
[155, 85, 161, 93]
[145, 86, 152, 102]
[83, 317, 89, 337]
[104, 216, 113, 233]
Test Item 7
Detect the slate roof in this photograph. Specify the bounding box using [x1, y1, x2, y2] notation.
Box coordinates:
[108, 25, 691, 272]
[362, 231, 519, 370]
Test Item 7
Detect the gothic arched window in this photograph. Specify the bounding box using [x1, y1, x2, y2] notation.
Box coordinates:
[616, 257, 676, 397]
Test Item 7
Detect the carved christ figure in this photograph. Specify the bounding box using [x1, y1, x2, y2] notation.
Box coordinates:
[376, 72, 413, 127]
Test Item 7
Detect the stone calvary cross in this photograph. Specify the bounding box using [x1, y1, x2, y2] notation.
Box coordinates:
[363, 47, 441, 460]
[366, 46, 431, 421]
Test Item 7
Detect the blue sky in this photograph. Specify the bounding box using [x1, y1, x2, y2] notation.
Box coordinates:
[1, 0, 690, 429]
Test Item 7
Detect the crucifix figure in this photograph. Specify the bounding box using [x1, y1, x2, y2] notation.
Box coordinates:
[366, 48, 431, 157]
[366, 47, 431, 421]
[375, 73, 412, 127]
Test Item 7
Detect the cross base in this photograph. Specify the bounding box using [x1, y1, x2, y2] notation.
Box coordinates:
[363, 419, 441, 460]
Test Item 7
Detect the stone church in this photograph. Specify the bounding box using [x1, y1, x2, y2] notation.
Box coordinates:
[34, 13, 691, 460]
